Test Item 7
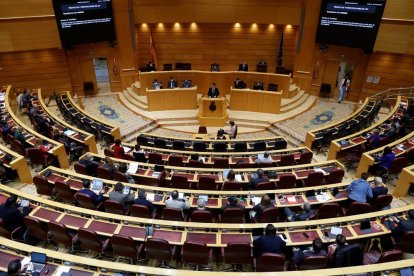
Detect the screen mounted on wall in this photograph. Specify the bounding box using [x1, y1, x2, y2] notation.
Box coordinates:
[52, 0, 116, 49]
[315, 0, 386, 51]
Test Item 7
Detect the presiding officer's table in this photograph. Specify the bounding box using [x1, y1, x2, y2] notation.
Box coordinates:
[146, 86, 198, 111]
[230, 87, 282, 114]
[197, 96, 228, 126]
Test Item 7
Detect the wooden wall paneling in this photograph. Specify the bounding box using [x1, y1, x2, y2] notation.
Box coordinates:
[0, 0, 54, 17]
[132, 0, 302, 24]
[0, 49, 72, 96]
[382, 0, 414, 20]
[374, 23, 414, 55]
[136, 23, 297, 72]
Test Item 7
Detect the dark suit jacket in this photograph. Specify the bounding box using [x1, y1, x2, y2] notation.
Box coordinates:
[79, 159, 98, 176]
[133, 198, 155, 213]
[0, 204, 29, 231]
[248, 176, 268, 190]
[78, 189, 103, 205]
[208, 87, 220, 98]
[391, 219, 414, 241]
[253, 235, 285, 257]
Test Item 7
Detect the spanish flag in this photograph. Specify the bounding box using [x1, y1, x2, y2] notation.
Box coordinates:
[149, 31, 158, 69]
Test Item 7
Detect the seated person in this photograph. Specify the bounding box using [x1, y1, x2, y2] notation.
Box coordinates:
[78, 180, 104, 205]
[113, 139, 126, 159]
[210, 63, 220, 72]
[293, 238, 327, 267]
[253, 81, 264, 90]
[248, 169, 268, 190]
[165, 190, 190, 212]
[208, 83, 220, 98]
[371, 146, 396, 176]
[253, 224, 285, 257]
[251, 194, 273, 221]
[367, 129, 381, 148]
[386, 210, 414, 242]
[132, 144, 147, 163]
[195, 198, 207, 211]
[109, 182, 134, 210]
[382, 122, 397, 139]
[345, 172, 373, 203]
[35, 139, 52, 160]
[0, 160, 17, 184]
[224, 170, 238, 184]
[2, 259, 23, 276]
[13, 127, 26, 145]
[190, 153, 204, 163]
[134, 189, 155, 214]
[79, 153, 99, 176]
[117, 163, 135, 183]
[239, 62, 248, 71]
[327, 234, 347, 262]
[283, 202, 315, 221]
[151, 79, 161, 90]
[224, 121, 237, 139]
[181, 80, 192, 88]
[370, 176, 388, 200]
[255, 151, 273, 164]
[101, 156, 117, 178]
[216, 129, 227, 140]
[0, 121, 13, 136]
[147, 61, 156, 71]
[221, 196, 245, 211]
[0, 195, 30, 232]
[167, 77, 177, 88]
[234, 78, 246, 89]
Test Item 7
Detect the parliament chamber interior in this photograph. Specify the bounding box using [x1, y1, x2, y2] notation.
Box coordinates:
[1, 0, 414, 275]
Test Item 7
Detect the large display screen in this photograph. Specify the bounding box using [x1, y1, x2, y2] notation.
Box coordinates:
[52, 0, 116, 49]
[316, 0, 386, 51]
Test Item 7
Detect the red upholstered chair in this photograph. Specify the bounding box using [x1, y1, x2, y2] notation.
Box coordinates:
[161, 207, 186, 221]
[256, 162, 273, 168]
[255, 182, 274, 190]
[168, 155, 184, 167]
[48, 221, 79, 253]
[148, 152, 164, 165]
[123, 154, 135, 161]
[114, 171, 128, 182]
[316, 202, 341, 219]
[372, 194, 393, 211]
[74, 192, 102, 210]
[54, 180, 75, 204]
[252, 207, 279, 223]
[213, 158, 229, 168]
[396, 231, 414, 254]
[363, 249, 403, 265]
[219, 208, 244, 223]
[297, 255, 328, 270]
[157, 171, 168, 187]
[129, 204, 156, 218]
[222, 243, 252, 272]
[96, 167, 113, 180]
[324, 168, 345, 184]
[111, 234, 144, 264]
[170, 175, 190, 189]
[182, 241, 213, 270]
[197, 176, 217, 190]
[278, 154, 295, 166]
[104, 148, 114, 157]
[77, 228, 110, 259]
[198, 126, 207, 134]
[383, 157, 408, 181]
[33, 175, 55, 198]
[189, 210, 215, 223]
[276, 173, 296, 189]
[343, 202, 372, 216]
[146, 238, 176, 268]
[213, 143, 227, 152]
[74, 163, 88, 175]
[11, 139, 26, 157]
[27, 148, 48, 170]
[0, 218, 24, 240]
[296, 151, 313, 165]
[103, 200, 125, 215]
[23, 216, 52, 248]
[187, 159, 205, 168]
[303, 171, 325, 187]
[255, 253, 285, 272]
[221, 181, 242, 191]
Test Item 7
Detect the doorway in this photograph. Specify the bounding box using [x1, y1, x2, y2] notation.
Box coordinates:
[93, 58, 110, 93]
[322, 61, 355, 100]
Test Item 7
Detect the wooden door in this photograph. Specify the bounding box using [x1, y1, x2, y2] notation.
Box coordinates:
[79, 59, 97, 95]
[323, 60, 340, 98]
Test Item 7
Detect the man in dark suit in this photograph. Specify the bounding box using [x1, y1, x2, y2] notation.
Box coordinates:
[253, 224, 285, 257]
[167, 77, 176, 88]
[208, 83, 220, 98]
[79, 153, 99, 176]
[134, 189, 155, 214]
[78, 180, 104, 205]
[234, 78, 246, 89]
[387, 210, 414, 241]
[248, 169, 269, 190]
[239, 62, 248, 71]
[0, 195, 30, 231]
[283, 203, 316, 221]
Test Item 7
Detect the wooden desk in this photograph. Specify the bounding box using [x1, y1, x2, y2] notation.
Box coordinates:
[197, 97, 228, 126]
[230, 87, 282, 114]
[394, 164, 414, 198]
[139, 70, 291, 98]
[146, 86, 198, 111]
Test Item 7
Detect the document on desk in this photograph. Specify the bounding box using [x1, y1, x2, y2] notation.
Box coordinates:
[55, 266, 71, 276]
[253, 196, 261, 205]
[127, 162, 139, 174]
[286, 195, 297, 204]
[123, 146, 131, 153]
[314, 168, 327, 175]
[64, 129, 75, 136]
[146, 192, 155, 201]
[316, 192, 331, 202]
[235, 174, 243, 182]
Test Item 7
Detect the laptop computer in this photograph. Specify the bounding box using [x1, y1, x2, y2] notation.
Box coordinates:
[30, 252, 46, 273]
[20, 198, 30, 208]
[91, 179, 103, 193]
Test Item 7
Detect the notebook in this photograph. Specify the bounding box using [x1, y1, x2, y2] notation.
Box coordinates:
[91, 179, 103, 193]
[30, 252, 47, 273]
[64, 129, 75, 136]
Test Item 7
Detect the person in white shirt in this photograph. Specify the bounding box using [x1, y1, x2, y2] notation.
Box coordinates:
[224, 121, 237, 139]
[255, 151, 273, 164]
[152, 79, 161, 90]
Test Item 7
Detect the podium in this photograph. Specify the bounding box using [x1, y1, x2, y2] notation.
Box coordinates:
[197, 97, 228, 127]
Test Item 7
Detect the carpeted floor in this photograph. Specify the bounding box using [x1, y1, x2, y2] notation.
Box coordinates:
[276, 99, 356, 143]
